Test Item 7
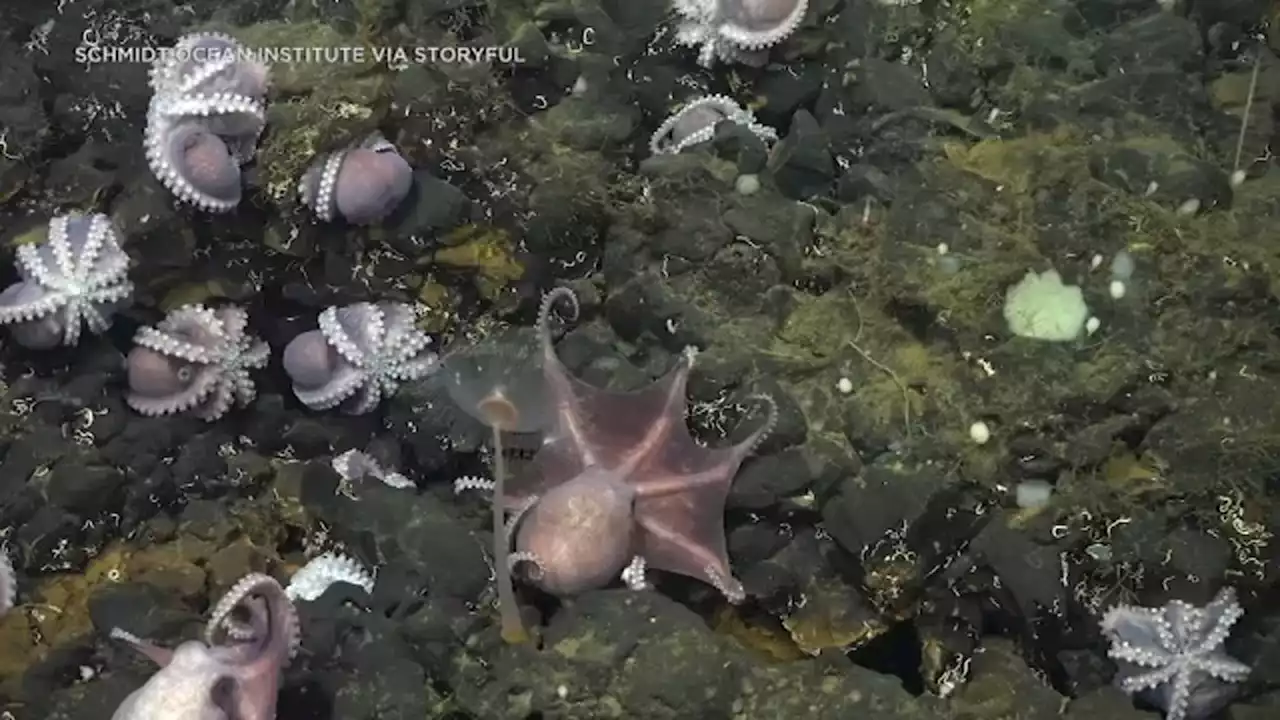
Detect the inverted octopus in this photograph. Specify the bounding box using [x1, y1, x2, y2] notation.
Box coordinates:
[0, 213, 133, 349]
[144, 32, 269, 211]
[1100, 587, 1251, 720]
[672, 0, 808, 67]
[110, 573, 299, 720]
[125, 303, 269, 421]
[498, 287, 777, 601]
[282, 301, 438, 414]
[649, 94, 778, 155]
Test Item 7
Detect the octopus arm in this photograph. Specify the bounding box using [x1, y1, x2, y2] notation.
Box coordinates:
[634, 481, 741, 599]
[126, 363, 223, 416]
[375, 302, 417, 347]
[322, 303, 384, 366]
[192, 374, 237, 421]
[86, 247, 131, 285]
[547, 352, 694, 473]
[238, 340, 271, 369]
[388, 354, 438, 379]
[292, 366, 366, 409]
[626, 396, 776, 600]
[82, 292, 132, 330]
[629, 438, 741, 579]
[344, 379, 385, 415]
[0, 283, 62, 322]
[214, 305, 249, 341]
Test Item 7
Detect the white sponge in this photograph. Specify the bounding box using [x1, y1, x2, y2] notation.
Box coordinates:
[1003, 269, 1088, 341]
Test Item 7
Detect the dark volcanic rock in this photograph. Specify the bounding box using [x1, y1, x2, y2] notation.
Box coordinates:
[767, 110, 835, 200]
[450, 589, 940, 719]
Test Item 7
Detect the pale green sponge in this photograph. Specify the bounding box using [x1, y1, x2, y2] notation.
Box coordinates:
[1003, 269, 1089, 341]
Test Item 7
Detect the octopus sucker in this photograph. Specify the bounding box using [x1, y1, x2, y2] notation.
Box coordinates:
[144, 32, 268, 211]
[124, 304, 269, 422]
[109, 572, 298, 719]
[298, 132, 414, 225]
[0, 213, 132, 349]
[671, 0, 808, 67]
[282, 302, 438, 414]
[649, 94, 777, 155]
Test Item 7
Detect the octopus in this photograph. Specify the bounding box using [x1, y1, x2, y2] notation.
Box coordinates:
[285, 552, 375, 602]
[331, 448, 413, 489]
[144, 32, 269, 211]
[109, 573, 299, 720]
[0, 213, 133, 349]
[488, 287, 777, 602]
[672, 0, 809, 67]
[649, 94, 778, 155]
[297, 132, 414, 225]
[1100, 587, 1251, 720]
[282, 301, 438, 414]
[124, 303, 270, 421]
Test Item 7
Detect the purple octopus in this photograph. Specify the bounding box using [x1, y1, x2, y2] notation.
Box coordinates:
[649, 94, 777, 155]
[282, 301, 437, 414]
[0, 213, 132, 349]
[673, 0, 808, 66]
[144, 32, 269, 211]
[125, 304, 269, 421]
[1100, 587, 1251, 720]
[297, 133, 414, 224]
[109, 572, 298, 720]
[460, 288, 776, 639]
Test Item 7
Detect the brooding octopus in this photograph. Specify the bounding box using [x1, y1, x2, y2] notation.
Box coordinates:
[672, 0, 809, 67]
[124, 304, 269, 421]
[297, 133, 414, 225]
[144, 32, 269, 211]
[282, 301, 437, 414]
[0, 213, 132, 349]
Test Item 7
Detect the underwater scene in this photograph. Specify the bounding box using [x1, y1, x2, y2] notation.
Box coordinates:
[1, 0, 1279, 718]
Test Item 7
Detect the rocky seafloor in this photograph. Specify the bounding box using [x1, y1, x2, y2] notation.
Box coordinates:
[3, 0, 1280, 717]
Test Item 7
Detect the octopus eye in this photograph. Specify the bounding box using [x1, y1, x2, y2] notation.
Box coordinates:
[176, 365, 193, 383]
